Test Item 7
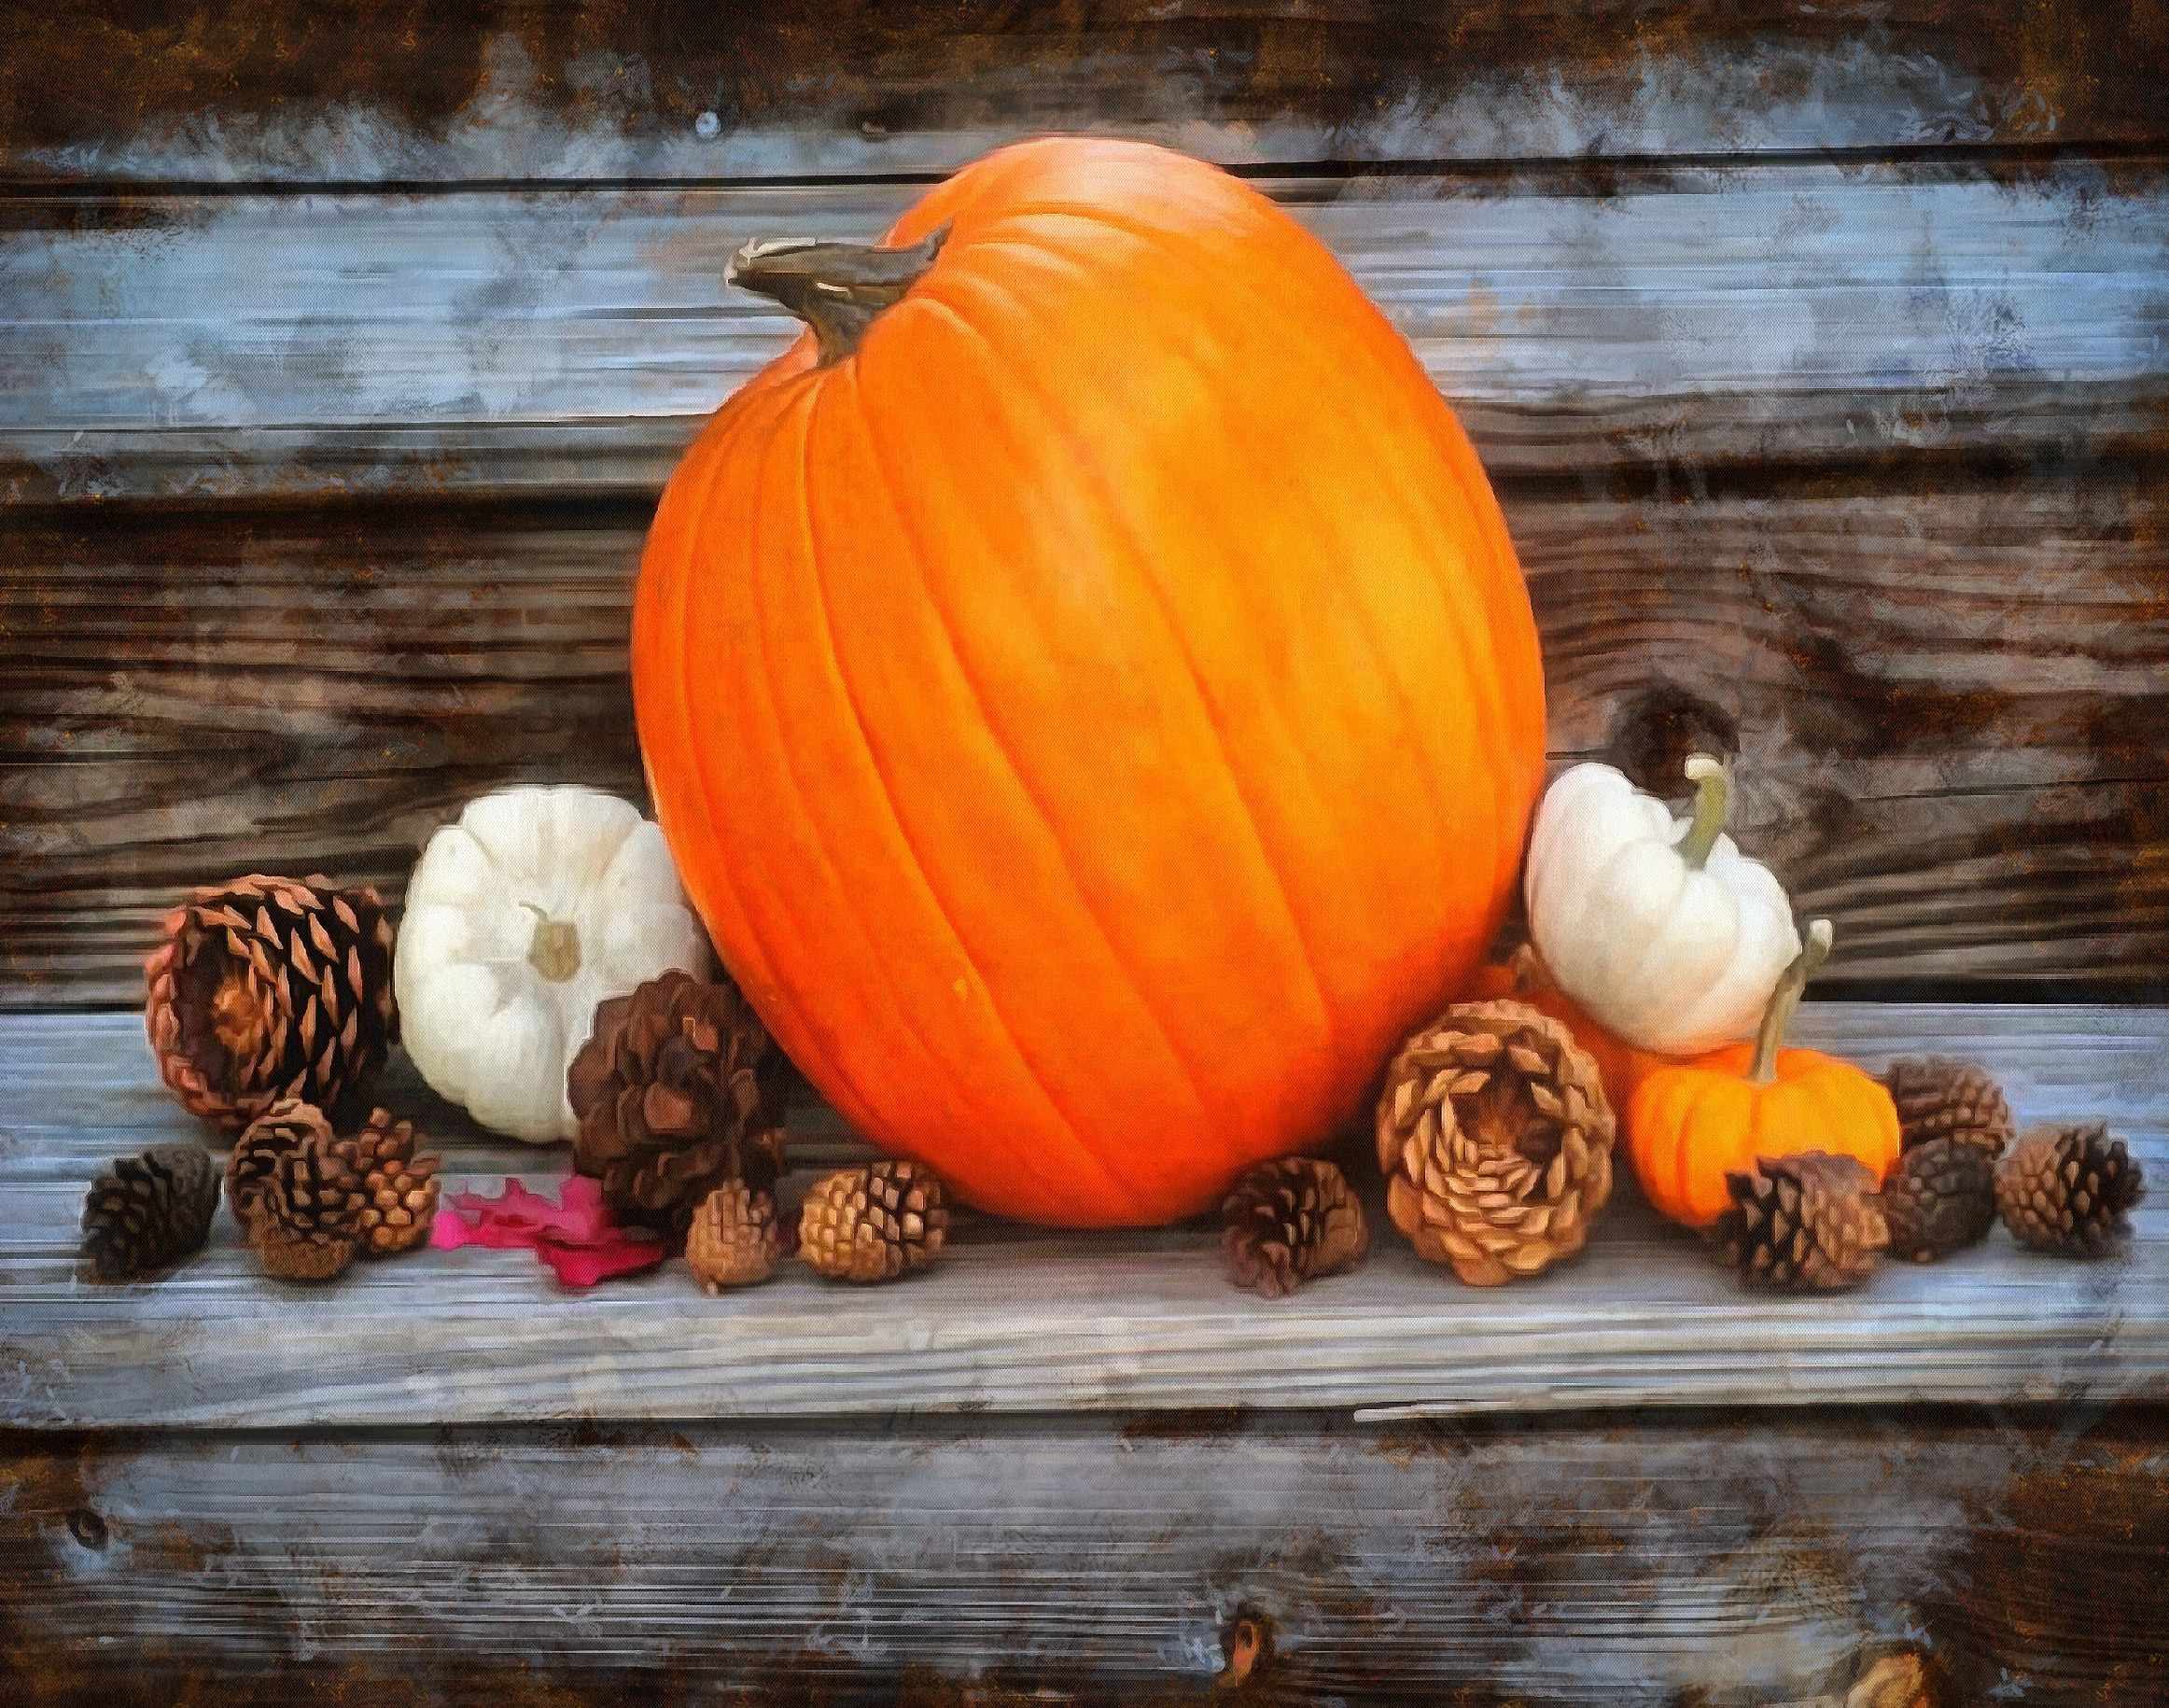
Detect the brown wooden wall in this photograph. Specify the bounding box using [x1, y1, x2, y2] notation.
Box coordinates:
[3, 1, 2166, 1009]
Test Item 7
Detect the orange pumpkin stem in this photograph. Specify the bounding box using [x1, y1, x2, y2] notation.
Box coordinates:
[1676, 753, 1731, 869]
[1749, 917, 1832, 1084]
[727, 226, 949, 364]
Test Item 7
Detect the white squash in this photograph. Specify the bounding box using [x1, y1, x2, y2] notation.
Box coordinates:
[1523, 754, 1799, 1056]
[396, 786, 711, 1141]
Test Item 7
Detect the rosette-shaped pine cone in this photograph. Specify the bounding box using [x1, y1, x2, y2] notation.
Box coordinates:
[1222, 1157, 1368, 1299]
[335, 1108, 441, 1257]
[80, 1144, 221, 1281]
[1996, 1123, 2145, 1256]
[227, 1098, 335, 1233]
[254, 1131, 367, 1282]
[1877, 1137, 1997, 1263]
[800, 1160, 948, 1283]
[686, 1181, 789, 1293]
[567, 970, 789, 1229]
[1713, 1152, 1889, 1292]
[144, 874, 398, 1133]
[1374, 1000, 1615, 1287]
[1881, 1057, 2013, 1160]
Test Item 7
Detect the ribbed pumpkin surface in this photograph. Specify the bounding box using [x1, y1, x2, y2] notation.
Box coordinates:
[634, 138, 1545, 1225]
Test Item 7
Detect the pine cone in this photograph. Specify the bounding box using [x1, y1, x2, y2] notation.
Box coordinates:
[1222, 1157, 1368, 1298]
[144, 874, 398, 1133]
[226, 1099, 333, 1233]
[335, 1108, 441, 1257]
[686, 1181, 788, 1293]
[1713, 1152, 1889, 1292]
[567, 970, 788, 1228]
[1877, 1137, 1997, 1263]
[1996, 1123, 2145, 1256]
[800, 1160, 948, 1283]
[80, 1144, 221, 1281]
[1881, 1057, 2013, 1160]
[253, 1131, 366, 1281]
[1374, 999, 1616, 1286]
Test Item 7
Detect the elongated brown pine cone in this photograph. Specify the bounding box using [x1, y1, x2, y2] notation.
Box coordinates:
[227, 1099, 334, 1233]
[800, 1160, 948, 1283]
[80, 1144, 221, 1281]
[567, 970, 789, 1228]
[144, 874, 398, 1133]
[1714, 1152, 1889, 1292]
[1881, 1057, 2014, 1160]
[1222, 1157, 1368, 1298]
[1877, 1137, 1997, 1263]
[1996, 1123, 2145, 1256]
[335, 1108, 441, 1257]
[1375, 1000, 1615, 1286]
[254, 1131, 367, 1282]
[686, 1181, 788, 1292]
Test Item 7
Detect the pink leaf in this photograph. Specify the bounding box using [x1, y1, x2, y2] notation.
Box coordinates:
[535, 1235, 668, 1289]
[429, 1174, 667, 1287]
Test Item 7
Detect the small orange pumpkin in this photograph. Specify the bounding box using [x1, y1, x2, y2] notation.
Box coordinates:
[1627, 919, 1899, 1228]
[634, 138, 1546, 1226]
[1466, 944, 1673, 1116]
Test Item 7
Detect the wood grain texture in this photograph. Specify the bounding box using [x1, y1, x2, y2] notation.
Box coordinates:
[7, 157, 2167, 503]
[2, 1004, 2162, 1429]
[4, 0, 2163, 183]
[7, 480, 2162, 1007]
[1, 1409, 2163, 1704]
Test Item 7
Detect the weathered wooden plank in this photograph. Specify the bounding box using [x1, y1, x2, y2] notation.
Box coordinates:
[7, 479, 2163, 1007]
[1, 1005, 2162, 1428]
[3, 1407, 2163, 1704]
[7, 158, 2166, 503]
[5, 1, 2163, 184]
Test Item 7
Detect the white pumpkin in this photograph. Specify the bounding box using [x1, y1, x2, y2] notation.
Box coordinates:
[396, 786, 711, 1141]
[1523, 754, 1800, 1056]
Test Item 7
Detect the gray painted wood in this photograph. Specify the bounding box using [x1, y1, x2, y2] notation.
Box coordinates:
[3, 1004, 2162, 1429]
[2, 1409, 2162, 1704]
[7, 158, 2165, 503]
[8, 480, 2164, 1008]
[7, 3, 2162, 185]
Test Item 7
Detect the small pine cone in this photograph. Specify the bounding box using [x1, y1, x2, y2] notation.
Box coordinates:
[1374, 999, 1616, 1286]
[227, 1099, 334, 1233]
[335, 1108, 441, 1257]
[567, 970, 790, 1229]
[1881, 1057, 2013, 1160]
[1877, 1137, 1998, 1262]
[686, 1181, 788, 1293]
[800, 1160, 948, 1283]
[80, 1144, 221, 1281]
[1995, 1123, 2145, 1256]
[1221, 1158, 1369, 1299]
[254, 1131, 367, 1282]
[144, 874, 399, 1133]
[1713, 1153, 1890, 1292]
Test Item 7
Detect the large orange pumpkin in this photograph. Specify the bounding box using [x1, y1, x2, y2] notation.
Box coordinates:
[633, 137, 1546, 1225]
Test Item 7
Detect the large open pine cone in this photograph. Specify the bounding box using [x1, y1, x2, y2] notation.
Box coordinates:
[567, 970, 788, 1228]
[145, 874, 397, 1133]
[1375, 999, 1616, 1287]
[1222, 1157, 1368, 1299]
[1881, 1057, 2013, 1160]
[1996, 1123, 2145, 1256]
[81, 1144, 221, 1281]
[1714, 1152, 1889, 1292]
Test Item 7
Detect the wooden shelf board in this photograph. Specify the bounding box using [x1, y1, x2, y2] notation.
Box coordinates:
[2, 1003, 2162, 1430]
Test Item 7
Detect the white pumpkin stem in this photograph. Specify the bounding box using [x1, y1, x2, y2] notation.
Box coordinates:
[521, 903, 581, 984]
[1749, 918, 1832, 1084]
[727, 226, 949, 365]
[1675, 753, 1731, 869]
